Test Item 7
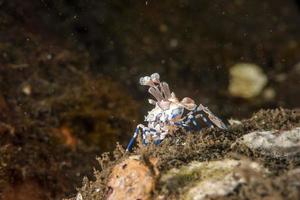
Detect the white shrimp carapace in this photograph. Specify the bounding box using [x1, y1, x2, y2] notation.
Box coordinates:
[126, 73, 227, 151]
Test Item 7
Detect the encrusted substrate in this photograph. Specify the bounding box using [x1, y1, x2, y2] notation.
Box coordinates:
[71, 108, 300, 200]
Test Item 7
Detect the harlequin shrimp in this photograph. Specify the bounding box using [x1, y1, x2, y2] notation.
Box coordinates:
[126, 73, 227, 151]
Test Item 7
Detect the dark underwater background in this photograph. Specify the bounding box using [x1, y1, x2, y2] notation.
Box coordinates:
[0, 0, 299, 199]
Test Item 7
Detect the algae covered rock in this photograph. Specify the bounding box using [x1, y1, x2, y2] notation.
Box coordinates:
[105, 155, 159, 200]
[67, 109, 300, 200]
[229, 63, 268, 99]
[160, 159, 266, 200]
[240, 127, 300, 157]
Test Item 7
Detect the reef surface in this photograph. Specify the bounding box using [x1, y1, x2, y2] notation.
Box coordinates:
[69, 108, 300, 200]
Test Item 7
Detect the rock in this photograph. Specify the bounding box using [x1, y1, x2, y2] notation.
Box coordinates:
[160, 159, 266, 200]
[186, 173, 242, 200]
[229, 63, 267, 98]
[105, 155, 158, 200]
[240, 127, 300, 157]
